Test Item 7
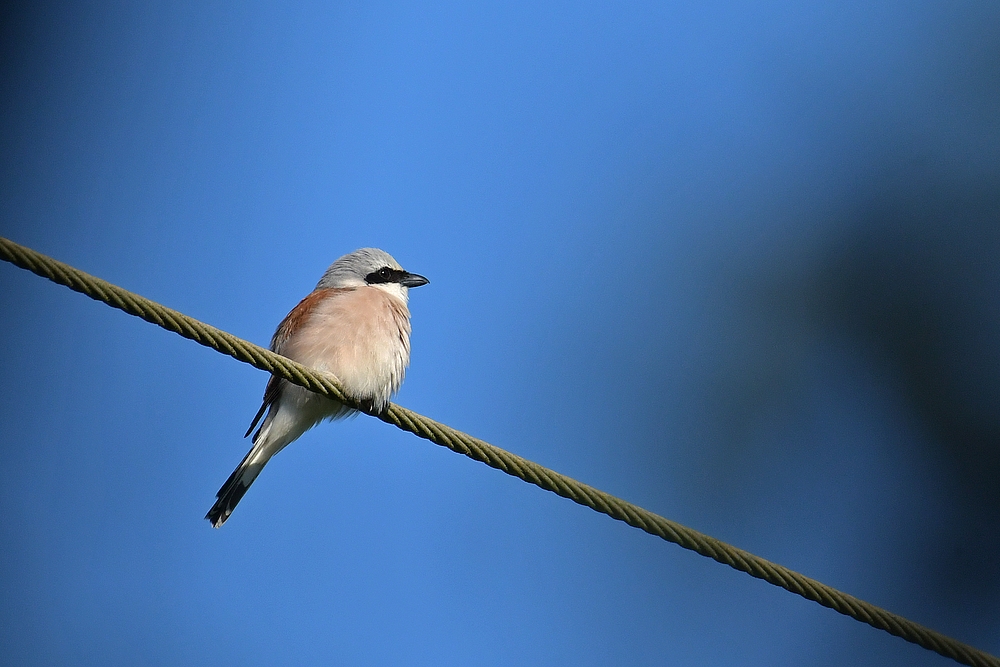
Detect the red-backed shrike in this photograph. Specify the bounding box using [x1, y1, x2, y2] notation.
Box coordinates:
[206, 248, 429, 527]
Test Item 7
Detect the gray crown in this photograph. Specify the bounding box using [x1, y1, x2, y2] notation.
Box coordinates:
[316, 248, 403, 289]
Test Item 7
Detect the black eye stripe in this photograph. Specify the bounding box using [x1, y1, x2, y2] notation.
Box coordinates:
[365, 267, 407, 284]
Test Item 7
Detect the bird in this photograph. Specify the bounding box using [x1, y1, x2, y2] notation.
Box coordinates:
[206, 248, 429, 527]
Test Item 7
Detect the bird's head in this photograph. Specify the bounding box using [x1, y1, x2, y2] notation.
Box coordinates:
[317, 248, 429, 300]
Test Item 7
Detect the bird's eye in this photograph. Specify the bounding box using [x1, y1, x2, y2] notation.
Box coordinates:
[365, 266, 399, 285]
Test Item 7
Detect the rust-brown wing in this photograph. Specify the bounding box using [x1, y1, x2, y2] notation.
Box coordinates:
[243, 288, 350, 439]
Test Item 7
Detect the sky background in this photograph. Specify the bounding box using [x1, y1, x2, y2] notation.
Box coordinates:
[1, 1, 999, 665]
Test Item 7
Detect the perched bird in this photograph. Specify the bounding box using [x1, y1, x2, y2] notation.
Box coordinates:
[206, 248, 429, 527]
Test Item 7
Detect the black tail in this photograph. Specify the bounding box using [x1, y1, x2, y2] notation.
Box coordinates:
[205, 449, 267, 528]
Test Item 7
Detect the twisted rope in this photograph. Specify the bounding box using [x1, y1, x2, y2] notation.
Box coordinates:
[1, 235, 996, 667]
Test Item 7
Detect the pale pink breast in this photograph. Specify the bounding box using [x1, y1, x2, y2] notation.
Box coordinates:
[280, 287, 411, 403]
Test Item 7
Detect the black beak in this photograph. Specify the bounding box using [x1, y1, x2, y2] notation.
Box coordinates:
[400, 272, 429, 288]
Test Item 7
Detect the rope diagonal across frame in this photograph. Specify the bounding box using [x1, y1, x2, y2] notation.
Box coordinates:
[1, 235, 996, 667]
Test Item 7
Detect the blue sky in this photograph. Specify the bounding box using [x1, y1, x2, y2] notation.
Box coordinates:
[1, 1, 998, 665]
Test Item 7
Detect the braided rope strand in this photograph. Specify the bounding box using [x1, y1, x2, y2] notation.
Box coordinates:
[1, 236, 995, 667]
